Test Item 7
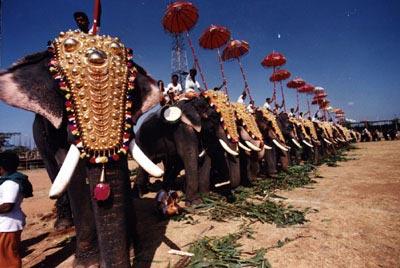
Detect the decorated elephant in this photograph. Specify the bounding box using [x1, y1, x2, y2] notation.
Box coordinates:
[134, 95, 238, 204]
[254, 108, 290, 176]
[0, 31, 164, 267]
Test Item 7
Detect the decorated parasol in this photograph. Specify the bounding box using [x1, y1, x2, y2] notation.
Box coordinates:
[261, 51, 286, 104]
[162, 1, 208, 90]
[269, 69, 291, 112]
[287, 77, 306, 115]
[199, 25, 231, 93]
[298, 84, 315, 116]
[222, 39, 253, 101]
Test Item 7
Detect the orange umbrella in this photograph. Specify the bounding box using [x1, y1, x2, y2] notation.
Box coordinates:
[199, 25, 231, 93]
[222, 40, 253, 101]
[287, 77, 306, 115]
[162, 1, 198, 33]
[162, 1, 208, 90]
[269, 69, 291, 112]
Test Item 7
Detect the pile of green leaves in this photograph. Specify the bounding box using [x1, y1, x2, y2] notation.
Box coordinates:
[187, 227, 271, 268]
[194, 193, 306, 227]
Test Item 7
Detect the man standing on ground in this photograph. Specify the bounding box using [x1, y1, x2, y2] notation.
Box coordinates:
[0, 151, 31, 268]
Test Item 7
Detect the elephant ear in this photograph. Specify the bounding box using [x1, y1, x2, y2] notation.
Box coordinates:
[0, 51, 64, 128]
[130, 62, 162, 124]
[177, 100, 202, 133]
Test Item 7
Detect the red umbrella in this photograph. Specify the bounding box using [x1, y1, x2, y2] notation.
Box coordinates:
[287, 78, 306, 88]
[199, 25, 230, 49]
[162, 1, 198, 33]
[261, 52, 286, 68]
[261, 51, 287, 108]
[298, 84, 315, 115]
[314, 92, 328, 99]
[162, 1, 207, 90]
[313, 86, 325, 95]
[269, 69, 291, 112]
[287, 78, 306, 115]
[269, 69, 291, 82]
[222, 40, 253, 101]
[199, 25, 231, 93]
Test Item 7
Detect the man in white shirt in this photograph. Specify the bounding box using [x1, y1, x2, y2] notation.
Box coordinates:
[246, 100, 256, 114]
[237, 91, 247, 103]
[0, 152, 28, 268]
[262, 97, 272, 110]
[185, 69, 201, 93]
[165, 74, 183, 101]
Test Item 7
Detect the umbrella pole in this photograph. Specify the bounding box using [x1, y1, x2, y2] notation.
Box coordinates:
[217, 48, 228, 94]
[307, 98, 311, 117]
[272, 66, 277, 106]
[296, 90, 300, 116]
[236, 57, 253, 102]
[186, 32, 208, 91]
[279, 81, 286, 113]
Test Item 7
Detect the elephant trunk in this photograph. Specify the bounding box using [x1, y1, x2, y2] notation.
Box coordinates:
[88, 158, 133, 268]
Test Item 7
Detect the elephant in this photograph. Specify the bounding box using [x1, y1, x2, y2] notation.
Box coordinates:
[254, 108, 290, 176]
[134, 95, 239, 204]
[0, 31, 164, 267]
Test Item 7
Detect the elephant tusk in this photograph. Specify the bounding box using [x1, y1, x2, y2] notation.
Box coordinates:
[244, 140, 261, 151]
[198, 149, 206, 158]
[49, 144, 80, 199]
[291, 138, 302, 149]
[323, 138, 332, 145]
[129, 140, 164, 178]
[215, 180, 231, 188]
[337, 137, 346, 143]
[219, 139, 239, 156]
[273, 139, 288, 152]
[302, 140, 314, 148]
[238, 142, 251, 152]
[264, 144, 272, 150]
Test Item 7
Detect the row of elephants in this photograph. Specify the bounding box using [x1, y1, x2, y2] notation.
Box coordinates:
[0, 31, 359, 267]
[134, 90, 360, 205]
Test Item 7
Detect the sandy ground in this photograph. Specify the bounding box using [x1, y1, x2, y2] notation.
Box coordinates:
[20, 140, 400, 267]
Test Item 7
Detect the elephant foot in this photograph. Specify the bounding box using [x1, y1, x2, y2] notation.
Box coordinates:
[54, 217, 74, 231]
[74, 242, 100, 268]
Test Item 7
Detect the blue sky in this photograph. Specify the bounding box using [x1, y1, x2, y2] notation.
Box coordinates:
[1, 0, 399, 145]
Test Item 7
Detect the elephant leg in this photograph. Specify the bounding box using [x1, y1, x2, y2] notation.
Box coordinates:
[264, 145, 277, 177]
[175, 126, 200, 204]
[32, 116, 73, 229]
[132, 167, 149, 198]
[198, 155, 211, 193]
[88, 159, 132, 268]
[228, 154, 241, 188]
[68, 161, 100, 267]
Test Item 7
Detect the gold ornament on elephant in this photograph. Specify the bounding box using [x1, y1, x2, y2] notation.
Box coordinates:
[54, 31, 128, 155]
[259, 108, 285, 143]
[203, 90, 239, 142]
[302, 119, 318, 141]
[231, 103, 263, 141]
[289, 118, 311, 141]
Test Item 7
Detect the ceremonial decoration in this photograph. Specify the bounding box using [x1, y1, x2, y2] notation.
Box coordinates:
[231, 103, 263, 141]
[49, 31, 137, 201]
[287, 77, 306, 114]
[162, 1, 207, 90]
[259, 108, 286, 144]
[302, 119, 319, 140]
[289, 117, 311, 141]
[269, 69, 291, 112]
[199, 25, 231, 93]
[261, 51, 286, 105]
[203, 90, 239, 142]
[222, 39, 253, 102]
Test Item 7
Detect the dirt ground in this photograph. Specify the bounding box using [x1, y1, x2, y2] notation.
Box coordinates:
[20, 140, 400, 267]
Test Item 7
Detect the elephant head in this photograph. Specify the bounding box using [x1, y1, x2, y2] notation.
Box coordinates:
[0, 31, 162, 267]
